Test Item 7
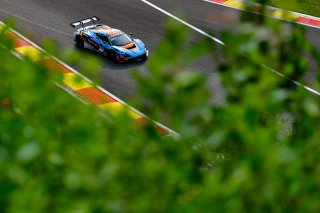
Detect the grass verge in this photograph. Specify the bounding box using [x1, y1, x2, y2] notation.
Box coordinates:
[258, 0, 320, 17]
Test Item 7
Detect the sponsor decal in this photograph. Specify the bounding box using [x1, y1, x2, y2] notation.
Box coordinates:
[87, 38, 99, 49]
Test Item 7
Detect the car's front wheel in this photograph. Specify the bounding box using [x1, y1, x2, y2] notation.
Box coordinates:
[108, 50, 117, 61]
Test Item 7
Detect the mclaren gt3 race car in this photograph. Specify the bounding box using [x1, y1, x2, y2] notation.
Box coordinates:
[70, 17, 148, 63]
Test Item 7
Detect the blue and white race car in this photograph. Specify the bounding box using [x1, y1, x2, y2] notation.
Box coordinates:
[70, 17, 148, 62]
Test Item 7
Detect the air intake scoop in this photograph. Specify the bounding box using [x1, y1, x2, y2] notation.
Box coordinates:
[123, 43, 136, 49]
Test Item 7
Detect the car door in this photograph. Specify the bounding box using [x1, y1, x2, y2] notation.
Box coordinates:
[96, 33, 112, 55]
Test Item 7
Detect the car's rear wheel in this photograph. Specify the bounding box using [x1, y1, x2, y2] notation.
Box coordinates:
[75, 37, 84, 48]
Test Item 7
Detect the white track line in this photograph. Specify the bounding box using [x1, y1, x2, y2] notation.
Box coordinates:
[263, 64, 320, 96]
[141, 0, 320, 96]
[141, 0, 224, 45]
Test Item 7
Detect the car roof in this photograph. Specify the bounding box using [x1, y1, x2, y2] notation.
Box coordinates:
[89, 25, 123, 37]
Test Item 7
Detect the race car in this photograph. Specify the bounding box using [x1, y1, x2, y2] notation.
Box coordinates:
[70, 17, 148, 63]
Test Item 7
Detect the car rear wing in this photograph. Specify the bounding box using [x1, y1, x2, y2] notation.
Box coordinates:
[70, 16, 100, 28]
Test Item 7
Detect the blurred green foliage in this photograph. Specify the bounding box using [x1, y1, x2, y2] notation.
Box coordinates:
[251, 0, 320, 17]
[1, 0, 320, 212]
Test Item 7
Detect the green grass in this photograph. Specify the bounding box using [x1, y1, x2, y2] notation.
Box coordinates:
[260, 0, 320, 17]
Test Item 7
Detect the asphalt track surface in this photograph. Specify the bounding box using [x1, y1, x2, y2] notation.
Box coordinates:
[1, 0, 320, 100]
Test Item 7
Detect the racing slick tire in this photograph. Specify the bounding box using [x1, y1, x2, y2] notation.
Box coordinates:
[109, 50, 118, 61]
[75, 37, 84, 48]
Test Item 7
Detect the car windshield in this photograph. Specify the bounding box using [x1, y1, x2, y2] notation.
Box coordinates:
[109, 33, 132, 46]
[96, 33, 109, 43]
